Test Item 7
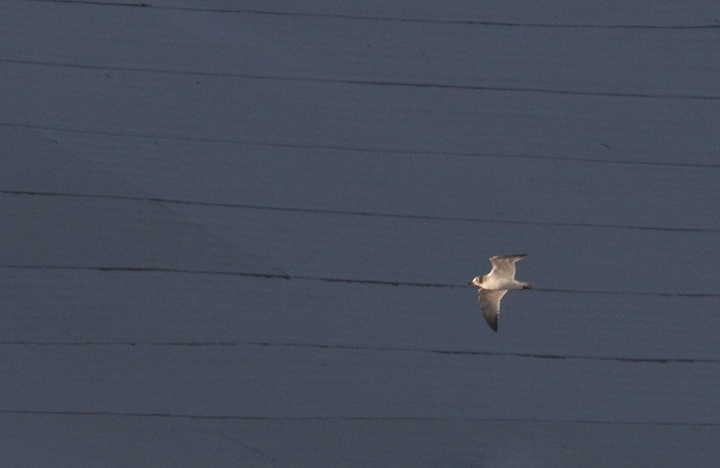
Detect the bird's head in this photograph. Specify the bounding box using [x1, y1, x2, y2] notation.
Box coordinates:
[469, 276, 484, 287]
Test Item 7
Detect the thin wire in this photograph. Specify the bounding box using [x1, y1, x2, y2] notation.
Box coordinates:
[1, 122, 718, 169]
[3, 59, 719, 100]
[19, 0, 720, 30]
[1, 408, 717, 426]
[2, 188, 719, 234]
[1, 339, 718, 364]
[1, 264, 719, 298]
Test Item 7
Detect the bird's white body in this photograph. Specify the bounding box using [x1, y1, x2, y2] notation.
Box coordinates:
[472, 275, 527, 291]
[470, 254, 533, 331]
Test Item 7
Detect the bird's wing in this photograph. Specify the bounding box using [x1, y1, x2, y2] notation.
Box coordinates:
[488, 254, 528, 280]
[478, 289, 507, 332]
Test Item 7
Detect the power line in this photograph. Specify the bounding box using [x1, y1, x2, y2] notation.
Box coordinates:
[2, 122, 718, 169]
[3, 59, 719, 100]
[1, 408, 717, 426]
[20, 0, 720, 30]
[1, 264, 718, 298]
[2, 339, 718, 364]
[2, 188, 718, 233]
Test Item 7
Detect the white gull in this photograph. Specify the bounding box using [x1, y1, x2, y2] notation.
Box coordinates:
[470, 254, 533, 331]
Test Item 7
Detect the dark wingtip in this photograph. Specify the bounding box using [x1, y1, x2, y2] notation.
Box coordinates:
[486, 317, 498, 332]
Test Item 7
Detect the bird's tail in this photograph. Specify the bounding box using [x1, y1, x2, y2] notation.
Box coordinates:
[523, 282, 534, 289]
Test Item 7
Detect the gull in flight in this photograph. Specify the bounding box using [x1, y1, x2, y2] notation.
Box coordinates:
[470, 254, 533, 331]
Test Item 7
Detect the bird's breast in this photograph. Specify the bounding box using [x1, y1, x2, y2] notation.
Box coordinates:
[482, 276, 523, 290]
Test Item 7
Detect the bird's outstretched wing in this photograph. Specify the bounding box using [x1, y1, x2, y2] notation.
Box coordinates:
[488, 254, 528, 280]
[478, 289, 507, 332]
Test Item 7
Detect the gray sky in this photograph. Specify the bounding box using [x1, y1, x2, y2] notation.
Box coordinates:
[1, 1, 719, 466]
